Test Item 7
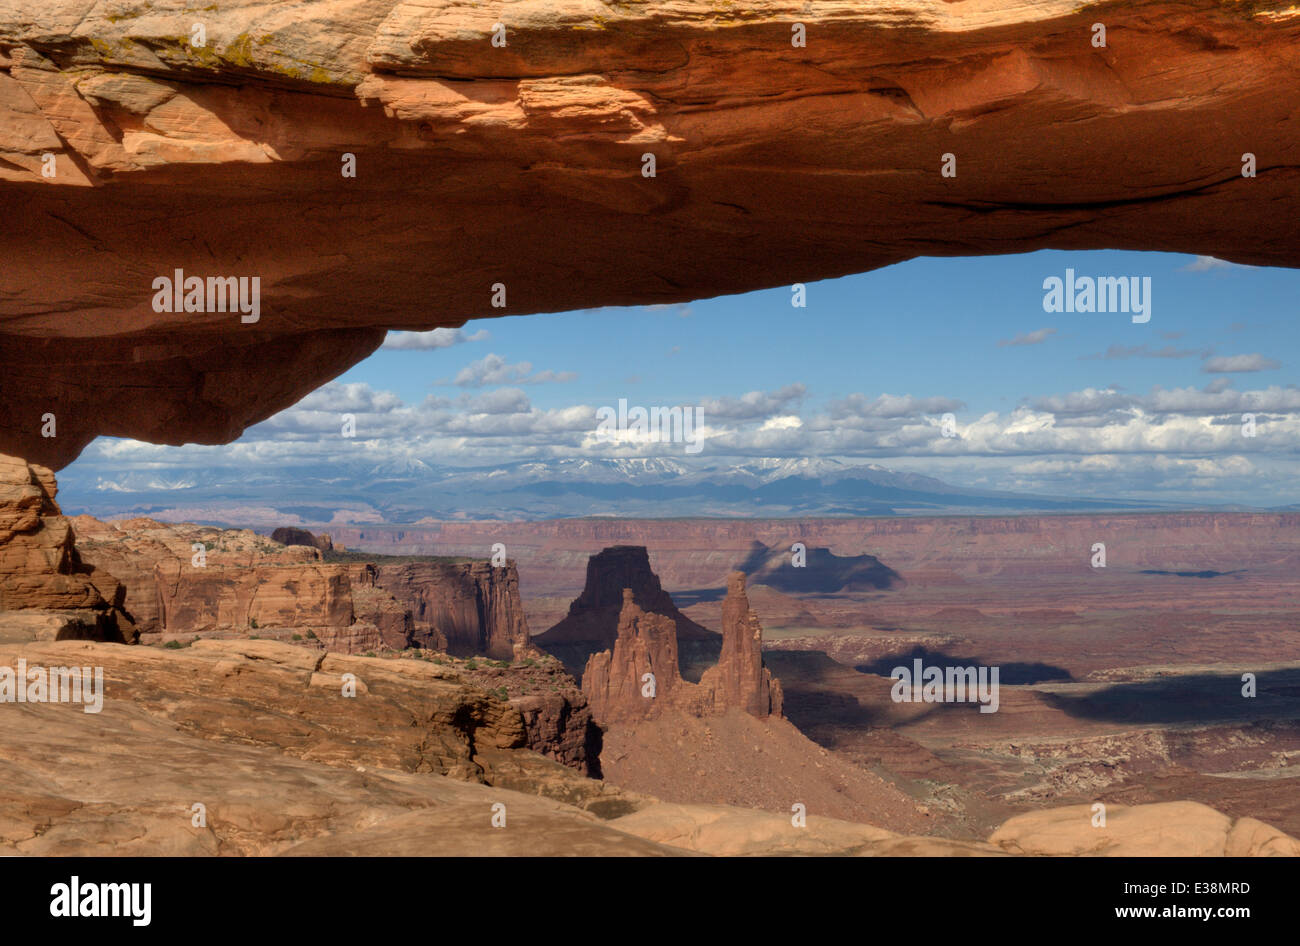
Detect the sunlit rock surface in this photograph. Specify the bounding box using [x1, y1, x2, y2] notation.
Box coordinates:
[2, 1, 1299, 465]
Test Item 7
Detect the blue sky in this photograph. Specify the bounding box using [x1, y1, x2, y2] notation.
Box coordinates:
[66, 249, 1300, 507]
[358, 249, 1289, 416]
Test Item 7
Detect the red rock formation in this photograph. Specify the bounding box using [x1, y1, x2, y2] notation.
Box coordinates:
[513, 691, 601, 778]
[341, 512, 1300, 599]
[370, 561, 530, 659]
[0, 453, 128, 641]
[582, 589, 689, 723]
[154, 560, 354, 634]
[271, 527, 334, 552]
[67, 516, 534, 656]
[537, 545, 716, 673]
[73, 515, 323, 638]
[347, 563, 420, 651]
[699, 573, 784, 719]
[582, 574, 782, 724]
[5, 3, 1300, 467]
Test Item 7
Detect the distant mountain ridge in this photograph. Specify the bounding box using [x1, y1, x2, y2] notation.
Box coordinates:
[58, 456, 1246, 526]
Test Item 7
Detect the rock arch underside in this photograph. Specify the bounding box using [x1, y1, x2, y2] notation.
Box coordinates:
[2, 0, 1299, 468]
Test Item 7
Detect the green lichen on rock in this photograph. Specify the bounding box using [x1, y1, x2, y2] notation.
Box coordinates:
[222, 32, 255, 67]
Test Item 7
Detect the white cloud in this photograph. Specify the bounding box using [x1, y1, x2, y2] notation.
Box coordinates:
[1182, 256, 1254, 273]
[827, 393, 965, 421]
[1203, 354, 1281, 373]
[381, 327, 489, 350]
[448, 353, 577, 387]
[700, 385, 806, 420]
[73, 373, 1300, 507]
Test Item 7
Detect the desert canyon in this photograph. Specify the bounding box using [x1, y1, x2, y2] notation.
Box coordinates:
[1, 0, 1298, 861]
[2, 454, 1298, 855]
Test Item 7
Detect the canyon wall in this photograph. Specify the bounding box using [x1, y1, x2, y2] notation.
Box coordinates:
[12, 482, 535, 659]
[369, 561, 531, 659]
[3, 2, 1300, 466]
[0, 453, 128, 642]
[154, 561, 355, 633]
[334, 513, 1300, 599]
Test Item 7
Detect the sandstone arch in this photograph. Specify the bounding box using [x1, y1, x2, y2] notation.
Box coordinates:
[2, 1, 1298, 467]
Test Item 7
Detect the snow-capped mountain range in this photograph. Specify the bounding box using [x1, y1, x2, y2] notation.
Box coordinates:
[55, 456, 1211, 526]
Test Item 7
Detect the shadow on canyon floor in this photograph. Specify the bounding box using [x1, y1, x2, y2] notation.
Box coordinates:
[855, 647, 1074, 686]
[1040, 669, 1300, 725]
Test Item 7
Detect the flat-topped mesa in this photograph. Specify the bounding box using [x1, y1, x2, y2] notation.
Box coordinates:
[701, 572, 784, 719]
[0, 454, 130, 642]
[582, 573, 782, 725]
[537, 545, 716, 673]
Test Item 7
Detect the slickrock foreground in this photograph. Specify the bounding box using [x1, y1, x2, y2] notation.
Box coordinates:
[1, 638, 1295, 856]
[4, 1, 1300, 466]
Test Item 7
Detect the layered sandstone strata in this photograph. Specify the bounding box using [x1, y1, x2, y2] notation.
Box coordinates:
[370, 560, 532, 659]
[68, 513, 533, 657]
[72, 514, 383, 647]
[4, 3, 1300, 466]
[347, 563, 419, 651]
[72, 515, 321, 638]
[5, 637, 1295, 855]
[0, 453, 127, 642]
[154, 560, 354, 633]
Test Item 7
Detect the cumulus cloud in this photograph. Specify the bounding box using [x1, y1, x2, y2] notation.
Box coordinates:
[827, 393, 965, 421]
[447, 353, 577, 387]
[294, 383, 403, 414]
[459, 388, 531, 415]
[382, 328, 489, 350]
[1202, 354, 1281, 373]
[699, 384, 806, 420]
[72, 369, 1300, 507]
